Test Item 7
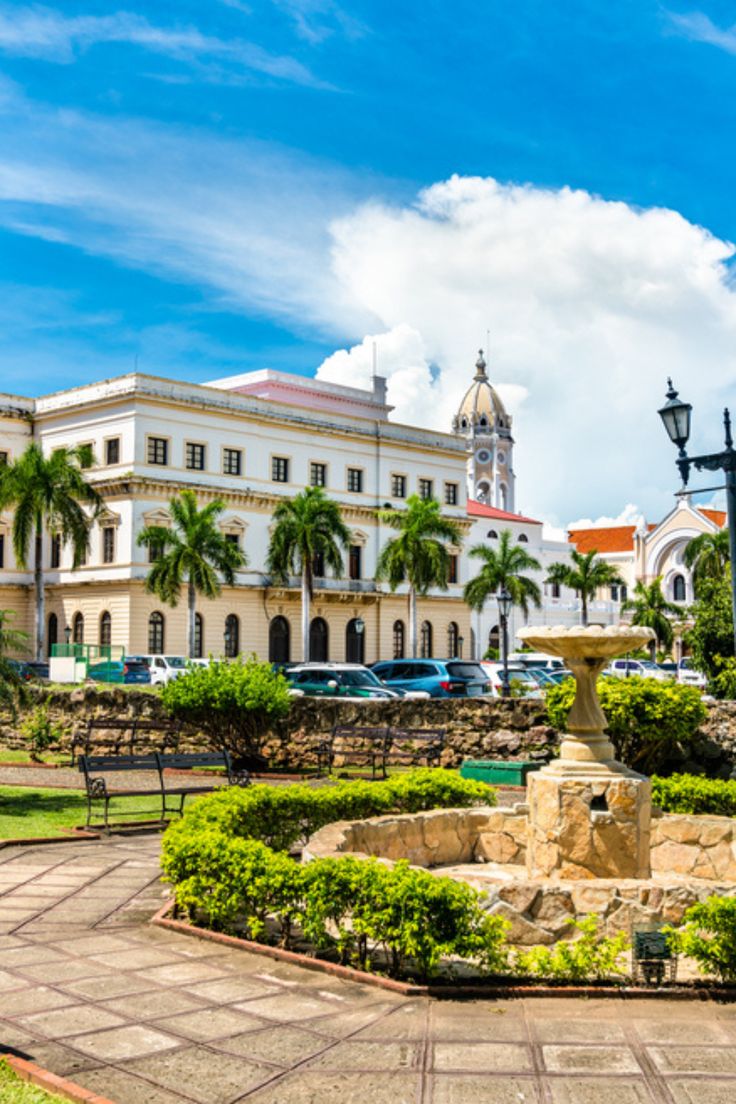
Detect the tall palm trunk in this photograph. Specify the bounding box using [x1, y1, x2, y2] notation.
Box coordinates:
[409, 586, 418, 658]
[34, 524, 44, 662]
[187, 580, 196, 659]
[301, 568, 311, 662]
[581, 591, 588, 627]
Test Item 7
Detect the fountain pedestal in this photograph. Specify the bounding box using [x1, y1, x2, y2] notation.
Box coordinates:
[518, 626, 655, 881]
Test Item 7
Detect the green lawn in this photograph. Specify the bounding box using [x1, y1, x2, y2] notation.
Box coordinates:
[0, 786, 189, 839]
[0, 748, 69, 765]
[0, 1059, 67, 1103]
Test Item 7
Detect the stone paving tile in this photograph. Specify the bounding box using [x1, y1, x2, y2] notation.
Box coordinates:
[90, 946, 187, 971]
[545, 1079, 655, 1104]
[433, 1042, 533, 1072]
[648, 1046, 736, 1074]
[17, 958, 118, 984]
[632, 1019, 733, 1045]
[99, 988, 207, 1021]
[667, 1080, 736, 1104]
[247, 1070, 420, 1103]
[532, 1018, 627, 1043]
[72, 1067, 190, 1104]
[68, 1023, 181, 1062]
[350, 1001, 427, 1039]
[429, 1002, 527, 1041]
[541, 1045, 642, 1075]
[186, 975, 281, 1004]
[231, 990, 339, 1022]
[3, 985, 79, 1016]
[124, 1044, 273, 1103]
[141, 960, 235, 986]
[59, 972, 163, 1001]
[212, 1024, 327, 1066]
[430, 1076, 541, 1104]
[307, 1040, 419, 1070]
[24, 1042, 102, 1079]
[17, 1003, 127, 1040]
[152, 1005, 272, 1042]
[0, 967, 27, 991]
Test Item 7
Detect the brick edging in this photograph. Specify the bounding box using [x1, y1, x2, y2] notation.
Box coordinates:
[0, 828, 100, 850]
[150, 899, 736, 1001]
[3, 1053, 116, 1103]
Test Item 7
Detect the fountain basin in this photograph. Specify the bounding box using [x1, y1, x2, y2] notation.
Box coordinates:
[304, 805, 736, 945]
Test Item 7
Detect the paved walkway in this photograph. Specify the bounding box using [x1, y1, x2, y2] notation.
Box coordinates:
[1, 837, 736, 1104]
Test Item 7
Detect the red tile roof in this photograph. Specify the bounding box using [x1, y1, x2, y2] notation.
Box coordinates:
[699, 508, 727, 527]
[568, 525, 638, 554]
[467, 500, 542, 525]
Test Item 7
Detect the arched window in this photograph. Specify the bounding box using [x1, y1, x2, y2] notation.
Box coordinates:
[479, 415, 488, 428]
[392, 619, 405, 659]
[72, 612, 84, 645]
[309, 617, 328, 662]
[193, 613, 203, 658]
[488, 624, 500, 656]
[99, 611, 111, 648]
[550, 582, 561, 599]
[447, 621, 459, 658]
[148, 611, 164, 654]
[673, 574, 686, 602]
[269, 616, 290, 664]
[346, 618, 365, 664]
[420, 620, 433, 659]
[518, 533, 528, 543]
[224, 614, 239, 658]
[487, 529, 498, 540]
[47, 613, 58, 657]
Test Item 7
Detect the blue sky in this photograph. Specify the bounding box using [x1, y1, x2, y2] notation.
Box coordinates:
[1, 1, 736, 523]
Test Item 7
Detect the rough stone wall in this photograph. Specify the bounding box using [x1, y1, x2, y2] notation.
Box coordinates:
[650, 811, 736, 881]
[3, 685, 736, 777]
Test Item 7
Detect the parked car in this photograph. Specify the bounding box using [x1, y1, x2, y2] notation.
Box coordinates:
[658, 661, 678, 678]
[508, 652, 565, 673]
[286, 663, 406, 699]
[138, 655, 188, 685]
[371, 659, 491, 698]
[604, 658, 669, 681]
[481, 662, 543, 698]
[677, 657, 708, 689]
[88, 658, 152, 684]
[6, 659, 49, 681]
[536, 667, 573, 686]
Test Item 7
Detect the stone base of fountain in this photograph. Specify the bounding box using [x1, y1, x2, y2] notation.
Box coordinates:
[304, 804, 736, 946]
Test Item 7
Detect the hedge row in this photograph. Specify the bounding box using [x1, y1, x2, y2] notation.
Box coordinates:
[651, 774, 736, 817]
[163, 769, 496, 853]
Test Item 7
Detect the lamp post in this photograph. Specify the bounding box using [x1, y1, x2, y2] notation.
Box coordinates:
[64, 624, 71, 647]
[658, 379, 736, 655]
[496, 587, 512, 698]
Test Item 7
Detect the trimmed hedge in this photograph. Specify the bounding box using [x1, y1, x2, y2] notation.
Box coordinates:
[651, 774, 736, 817]
[666, 896, 736, 981]
[163, 768, 496, 854]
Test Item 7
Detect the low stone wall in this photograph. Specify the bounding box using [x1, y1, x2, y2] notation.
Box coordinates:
[3, 685, 736, 778]
[651, 811, 736, 881]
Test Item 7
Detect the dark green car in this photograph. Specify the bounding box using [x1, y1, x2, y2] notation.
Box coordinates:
[286, 664, 400, 699]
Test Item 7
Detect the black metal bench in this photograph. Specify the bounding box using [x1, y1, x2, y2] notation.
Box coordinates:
[328, 725, 391, 780]
[386, 726, 446, 769]
[78, 750, 249, 830]
[70, 717, 182, 765]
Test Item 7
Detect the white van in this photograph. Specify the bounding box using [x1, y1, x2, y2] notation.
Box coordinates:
[508, 652, 565, 672]
[139, 655, 188, 686]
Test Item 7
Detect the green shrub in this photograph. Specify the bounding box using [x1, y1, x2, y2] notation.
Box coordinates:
[545, 677, 706, 774]
[686, 574, 734, 682]
[164, 828, 509, 980]
[162, 768, 496, 856]
[708, 656, 736, 701]
[651, 774, 736, 817]
[514, 917, 630, 981]
[20, 705, 65, 761]
[160, 656, 291, 763]
[666, 896, 736, 982]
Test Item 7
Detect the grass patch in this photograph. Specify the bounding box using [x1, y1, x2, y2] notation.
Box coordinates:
[0, 1059, 67, 1103]
[0, 748, 68, 765]
[0, 786, 197, 839]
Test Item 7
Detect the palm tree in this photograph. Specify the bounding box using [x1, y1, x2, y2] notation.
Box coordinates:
[546, 548, 625, 627]
[683, 529, 730, 594]
[266, 487, 351, 662]
[463, 529, 542, 618]
[0, 443, 102, 660]
[136, 491, 247, 658]
[376, 495, 463, 658]
[622, 576, 682, 658]
[0, 610, 28, 715]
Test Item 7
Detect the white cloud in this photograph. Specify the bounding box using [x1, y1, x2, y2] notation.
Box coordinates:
[668, 10, 736, 54]
[0, 4, 328, 87]
[320, 176, 736, 526]
[567, 504, 646, 531]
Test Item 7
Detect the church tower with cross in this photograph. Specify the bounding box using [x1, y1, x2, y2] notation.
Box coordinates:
[452, 349, 516, 511]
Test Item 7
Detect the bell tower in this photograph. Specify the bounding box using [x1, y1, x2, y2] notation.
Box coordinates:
[452, 350, 515, 511]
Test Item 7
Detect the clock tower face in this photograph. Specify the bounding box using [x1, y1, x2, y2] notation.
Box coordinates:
[475, 447, 492, 465]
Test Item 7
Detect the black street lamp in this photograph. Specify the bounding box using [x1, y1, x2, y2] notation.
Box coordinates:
[496, 587, 513, 698]
[64, 624, 71, 646]
[658, 379, 736, 655]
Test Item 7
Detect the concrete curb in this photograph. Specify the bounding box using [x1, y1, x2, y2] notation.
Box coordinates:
[0, 828, 101, 849]
[3, 1054, 116, 1103]
[151, 899, 736, 1001]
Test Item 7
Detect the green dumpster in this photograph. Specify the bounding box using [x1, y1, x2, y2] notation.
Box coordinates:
[460, 759, 543, 787]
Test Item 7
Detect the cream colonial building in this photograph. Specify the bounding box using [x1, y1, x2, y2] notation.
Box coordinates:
[0, 369, 478, 663]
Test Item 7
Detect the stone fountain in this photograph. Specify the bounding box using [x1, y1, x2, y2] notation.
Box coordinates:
[518, 624, 654, 881]
[305, 624, 736, 944]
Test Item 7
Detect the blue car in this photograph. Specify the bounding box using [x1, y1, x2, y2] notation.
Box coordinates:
[371, 659, 491, 698]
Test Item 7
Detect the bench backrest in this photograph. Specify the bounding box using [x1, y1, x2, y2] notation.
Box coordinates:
[332, 725, 390, 744]
[389, 727, 446, 745]
[156, 751, 231, 771]
[79, 754, 159, 774]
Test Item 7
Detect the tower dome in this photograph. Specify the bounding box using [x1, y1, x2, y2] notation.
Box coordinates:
[453, 350, 508, 432]
[452, 349, 515, 512]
